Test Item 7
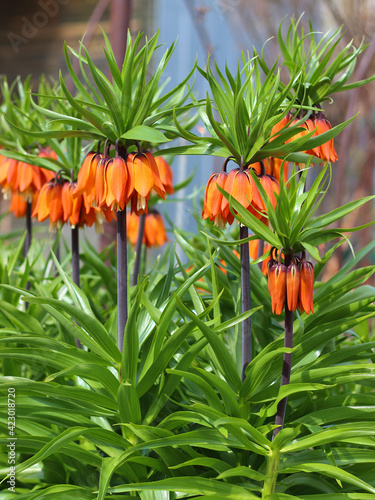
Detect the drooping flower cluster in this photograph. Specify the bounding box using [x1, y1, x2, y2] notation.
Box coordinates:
[127, 211, 168, 248]
[268, 249, 314, 315]
[73, 146, 172, 215]
[271, 111, 338, 164]
[202, 159, 279, 228]
[33, 173, 114, 232]
[9, 192, 37, 218]
[0, 148, 56, 201]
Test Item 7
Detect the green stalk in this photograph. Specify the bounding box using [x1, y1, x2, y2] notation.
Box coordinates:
[262, 448, 280, 498]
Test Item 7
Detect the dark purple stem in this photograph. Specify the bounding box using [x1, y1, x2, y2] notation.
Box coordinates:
[71, 224, 82, 350]
[24, 201, 32, 303]
[24, 201, 32, 258]
[71, 226, 80, 288]
[117, 209, 128, 353]
[131, 212, 146, 287]
[240, 224, 251, 381]
[273, 253, 293, 439]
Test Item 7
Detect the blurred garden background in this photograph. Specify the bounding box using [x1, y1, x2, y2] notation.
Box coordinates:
[1, 0, 374, 273]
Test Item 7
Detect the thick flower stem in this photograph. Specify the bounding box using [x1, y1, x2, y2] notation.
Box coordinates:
[262, 448, 281, 498]
[131, 212, 146, 287]
[71, 226, 80, 288]
[117, 209, 128, 353]
[24, 201, 32, 258]
[71, 225, 82, 350]
[240, 224, 251, 381]
[23, 201, 33, 306]
[273, 254, 293, 439]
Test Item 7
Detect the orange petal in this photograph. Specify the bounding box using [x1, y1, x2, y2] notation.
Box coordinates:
[17, 162, 34, 193]
[49, 183, 64, 223]
[33, 182, 53, 222]
[106, 156, 127, 210]
[144, 151, 166, 199]
[299, 260, 314, 314]
[95, 157, 109, 208]
[74, 152, 100, 202]
[132, 153, 155, 198]
[268, 263, 287, 315]
[287, 262, 300, 311]
[155, 156, 174, 194]
[61, 182, 73, 221]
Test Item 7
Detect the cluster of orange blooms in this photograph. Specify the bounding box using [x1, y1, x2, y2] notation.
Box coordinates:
[74, 148, 173, 216]
[32, 173, 115, 232]
[202, 111, 337, 229]
[1, 142, 173, 243]
[127, 211, 168, 248]
[202, 162, 279, 228]
[268, 249, 314, 315]
[0, 148, 56, 217]
[273, 111, 338, 163]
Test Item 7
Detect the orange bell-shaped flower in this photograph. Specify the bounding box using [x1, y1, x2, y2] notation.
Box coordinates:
[127, 211, 168, 248]
[287, 260, 301, 311]
[9, 191, 37, 218]
[126, 212, 139, 246]
[0, 158, 18, 198]
[105, 156, 127, 211]
[268, 261, 287, 315]
[270, 112, 293, 139]
[202, 171, 228, 228]
[144, 212, 168, 248]
[32, 181, 54, 223]
[73, 151, 102, 204]
[299, 259, 314, 314]
[95, 155, 110, 208]
[220, 168, 257, 225]
[259, 174, 279, 210]
[128, 151, 165, 215]
[313, 115, 338, 162]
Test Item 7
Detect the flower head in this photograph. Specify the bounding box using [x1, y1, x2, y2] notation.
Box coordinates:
[270, 111, 338, 165]
[73, 151, 102, 204]
[268, 260, 287, 315]
[287, 259, 300, 311]
[127, 211, 168, 248]
[33, 173, 115, 232]
[202, 171, 228, 227]
[128, 151, 166, 215]
[9, 191, 37, 218]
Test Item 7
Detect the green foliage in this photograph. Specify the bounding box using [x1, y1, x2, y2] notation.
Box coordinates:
[0, 223, 373, 498]
[217, 163, 375, 260]
[55, 30, 196, 147]
[256, 16, 375, 105]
